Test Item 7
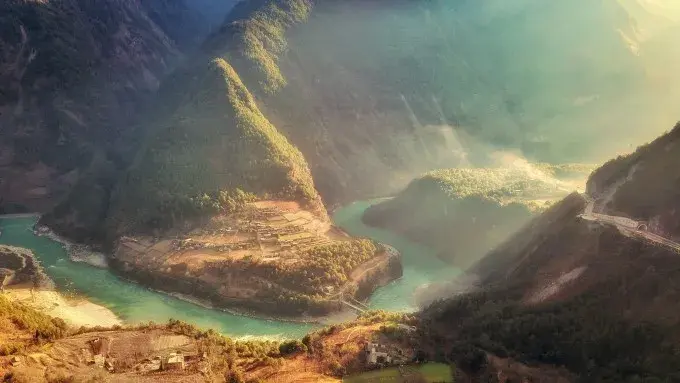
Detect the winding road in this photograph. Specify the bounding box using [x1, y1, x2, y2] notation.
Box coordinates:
[579, 198, 680, 253]
[575, 162, 680, 251]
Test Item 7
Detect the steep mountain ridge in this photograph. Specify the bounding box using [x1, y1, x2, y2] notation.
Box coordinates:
[417, 126, 680, 381]
[100, 1, 404, 317]
[108, 57, 324, 236]
[223, 0, 677, 203]
[34, 0, 680, 240]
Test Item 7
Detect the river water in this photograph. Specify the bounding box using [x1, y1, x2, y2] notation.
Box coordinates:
[0, 201, 459, 339]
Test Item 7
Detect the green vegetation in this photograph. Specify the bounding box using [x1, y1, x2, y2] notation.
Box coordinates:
[418, 167, 566, 208]
[363, 166, 569, 267]
[357, 310, 415, 325]
[418, 363, 455, 382]
[191, 188, 258, 216]
[343, 363, 454, 383]
[247, 239, 378, 314]
[279, 339, 307, 355]
[261, 239, 377, 292]
[217, 0, 313, 93]
[536, 163, 595, 180]
[422, 285, 680, 382]
[0, 295, 67, 354]
[109, 58, 322, 235]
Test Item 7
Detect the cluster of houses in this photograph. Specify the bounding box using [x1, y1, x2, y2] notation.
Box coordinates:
[135, 351, 205, 373]
[87, 337, 205, 374]
[364, 325, 416, 366]
[87, 337, 116, 372]
[364, 340, 410, 366]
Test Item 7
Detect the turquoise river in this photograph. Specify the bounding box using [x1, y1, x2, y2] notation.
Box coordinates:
[0, 201, 460, 339]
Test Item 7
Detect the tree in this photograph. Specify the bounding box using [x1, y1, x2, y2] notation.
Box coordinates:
[279, 340, 307, 356]
[225, 369, 244, 383]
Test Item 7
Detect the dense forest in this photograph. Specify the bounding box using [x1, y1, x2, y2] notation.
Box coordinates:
[421, 287, 680, 382]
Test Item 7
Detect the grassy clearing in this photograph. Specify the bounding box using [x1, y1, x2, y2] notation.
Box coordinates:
[343, 363, 454, 383]
[418, 363, 455, 382]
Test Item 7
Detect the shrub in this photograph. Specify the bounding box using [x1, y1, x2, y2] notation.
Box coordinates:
[0, 295, 67, 342]
[225, 369, 245, 383]
[0, 342, 24, 356]
[329, 360, 346, 377]
[278, 340, 307, 356]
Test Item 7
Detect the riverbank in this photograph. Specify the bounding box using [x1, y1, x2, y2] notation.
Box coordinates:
[4, 287, 121, 327]
[34, 225, 108, 268]
[159, 288, 358, 326]
[110, 249, 398, 325]
[0, 202, 460, 338]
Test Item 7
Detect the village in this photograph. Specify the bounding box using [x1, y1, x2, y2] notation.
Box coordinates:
[113, 198, 402, 319]
[363, 324, 417, 366]
[84, 336, 209, 374]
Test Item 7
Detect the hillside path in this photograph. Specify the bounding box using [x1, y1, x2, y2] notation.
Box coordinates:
[580, 167, 680, 252]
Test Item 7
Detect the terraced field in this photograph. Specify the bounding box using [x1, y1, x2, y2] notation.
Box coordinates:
[113, 200, 401, 317]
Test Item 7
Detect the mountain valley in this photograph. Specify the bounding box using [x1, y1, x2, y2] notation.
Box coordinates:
[1, 0, 680, 382]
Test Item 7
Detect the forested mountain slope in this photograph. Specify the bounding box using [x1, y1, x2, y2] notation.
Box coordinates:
[18, 0, 677, 243]
[0, 0, 216, 220]
[362, 164, 592, 268]
[108, 58, 324, 235]
[416, 126, 680, 381]
[202, 0, 679, 205]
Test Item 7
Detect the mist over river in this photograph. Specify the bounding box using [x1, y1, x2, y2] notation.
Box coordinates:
[0, 201, 460, 339]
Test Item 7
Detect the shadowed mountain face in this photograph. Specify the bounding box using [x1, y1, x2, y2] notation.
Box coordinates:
[0, 0, 229, 219]
[587, 123, 680, 240]
[107, 58, 324, 236]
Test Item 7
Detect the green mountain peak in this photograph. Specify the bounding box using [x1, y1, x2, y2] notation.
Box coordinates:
[108, 57, 323, 235]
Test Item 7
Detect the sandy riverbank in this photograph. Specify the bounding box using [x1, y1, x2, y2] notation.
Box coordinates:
[4, 288, 121, 328]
